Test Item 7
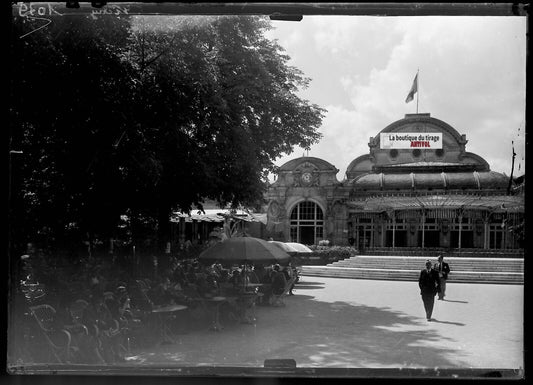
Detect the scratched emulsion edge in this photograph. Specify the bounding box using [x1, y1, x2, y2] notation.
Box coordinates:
[7, 1, 526, 379]
[16, 1, 131, 40]
[8, 2, 131, 376]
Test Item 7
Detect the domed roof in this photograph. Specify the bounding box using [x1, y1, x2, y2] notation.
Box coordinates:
[384, 174, 413, 190]
[278, 156, 338, 172]
[413, 173, 445, 189]
[354, 173, 382, 189]
[376, 114, 464, 145]
[477, 171, 509, 190]
[346, 113, 491, 180]
[446, 173, 479, 190]
[351, 171, 508, 192]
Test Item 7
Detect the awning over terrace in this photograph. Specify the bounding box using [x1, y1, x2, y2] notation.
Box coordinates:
[347, 194, 524, 217]
[170, 209, 267, 224]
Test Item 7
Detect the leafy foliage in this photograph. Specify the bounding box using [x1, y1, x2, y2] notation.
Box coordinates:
[10, 15, 325, 255]
[308, 246, 358, 264]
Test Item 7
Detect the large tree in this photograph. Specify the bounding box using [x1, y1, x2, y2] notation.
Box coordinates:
[9, 14, 325, 255]
[10, 15, 135, 255]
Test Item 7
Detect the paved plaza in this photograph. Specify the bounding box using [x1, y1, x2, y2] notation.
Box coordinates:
[124, 277, 523, 370]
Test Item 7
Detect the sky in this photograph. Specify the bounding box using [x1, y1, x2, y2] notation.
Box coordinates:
[265, 15, 527, 181]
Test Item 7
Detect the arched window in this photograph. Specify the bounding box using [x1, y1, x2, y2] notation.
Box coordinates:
[289, 201, 324, 245]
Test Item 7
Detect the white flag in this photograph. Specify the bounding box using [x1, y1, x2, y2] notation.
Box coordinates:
[405, 73, 418, 103]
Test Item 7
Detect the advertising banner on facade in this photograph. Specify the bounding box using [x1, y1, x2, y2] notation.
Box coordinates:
[380, 132, 442, 149]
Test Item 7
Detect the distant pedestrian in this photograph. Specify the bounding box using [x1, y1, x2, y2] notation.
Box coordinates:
[418, 260, 441, 321]
[434, 255, 450, 300]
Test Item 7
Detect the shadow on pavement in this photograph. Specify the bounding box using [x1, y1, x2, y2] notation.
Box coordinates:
[429, 319, 466, 326]
[293, 284, 325, 290]
[278, 294, 470, 368]
[442, 299, 469, 304]
[125, 286, 474, 369]
[292, 281, 326, 290]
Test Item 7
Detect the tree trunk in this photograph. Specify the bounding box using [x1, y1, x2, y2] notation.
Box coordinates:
[157, 205, 171, 254]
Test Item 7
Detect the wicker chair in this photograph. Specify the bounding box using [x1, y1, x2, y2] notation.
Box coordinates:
[67, 299, 90, 335]
[270, 277, 296, 307]
[29, 304, 73, 363]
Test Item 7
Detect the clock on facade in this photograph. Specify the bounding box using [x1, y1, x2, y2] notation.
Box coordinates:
[301, 172, 312, 184]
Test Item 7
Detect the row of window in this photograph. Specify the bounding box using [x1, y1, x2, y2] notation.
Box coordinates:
[389, 148, 445, 158]
[286, 201, 519, 248]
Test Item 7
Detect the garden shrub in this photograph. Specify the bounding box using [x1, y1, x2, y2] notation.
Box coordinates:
[300, 246, 358, 265]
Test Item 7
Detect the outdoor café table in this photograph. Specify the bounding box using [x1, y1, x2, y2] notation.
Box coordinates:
[245, 283, 264, 289]
[203, 296, 227, 331]
[248, 283, 271, 306]
[151, 304, 188, 344]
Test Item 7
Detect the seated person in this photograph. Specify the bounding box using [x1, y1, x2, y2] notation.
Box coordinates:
[186, 266, 197, 285]
[271, 264, 287, 296]
[282, 265, 292, 281]
[218, 268, 230, 283]
[195, 271, 218, 298]
[148, 277, 174, 306]
[263, 265, 274, 283]
[228, 269, 243, 289]
[244, 265, 260, 285]
[205, 270, 219, 294]
[212, 262, 223, 277]
[172, 264, 188, 287]
[153, 276, 193, 305]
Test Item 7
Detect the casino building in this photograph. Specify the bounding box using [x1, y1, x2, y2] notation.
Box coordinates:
[265, 113, 524, 250]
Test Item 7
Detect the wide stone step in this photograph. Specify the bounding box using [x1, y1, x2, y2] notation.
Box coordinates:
[333, 259, 523, 266]
[302, 266, 524, 278]
[338, 269, 522, 272]
[362, 250, 524, 258]
[301, 255, 524, 284]
[300, 266, 523, 285]
[337, 256, 523, 260]
[304, 266, 521, 274]
[345, 255, 523, 259]
[330, 256, 524, 273]
[332, 263, 523, 272]
[300, 273, 522, 284]
[335, 262, 522, 267]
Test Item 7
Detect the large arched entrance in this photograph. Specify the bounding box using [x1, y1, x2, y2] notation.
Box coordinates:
[289, 201, 324, 245]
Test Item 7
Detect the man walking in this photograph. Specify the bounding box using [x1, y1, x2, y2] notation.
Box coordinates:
[434, 255, 450, 300]
[419, 260, 440, 321]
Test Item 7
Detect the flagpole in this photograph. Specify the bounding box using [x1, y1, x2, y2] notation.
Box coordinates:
[416, 68, 419, 114]
[507, 140, 516, 195]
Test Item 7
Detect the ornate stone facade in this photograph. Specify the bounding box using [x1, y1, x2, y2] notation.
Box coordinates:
[265, 113, 524, 250]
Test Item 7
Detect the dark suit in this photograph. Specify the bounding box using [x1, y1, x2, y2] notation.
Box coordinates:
[418, 268, 440, 320]
[271, 270, 287, 295]
[434, 261, 450, 299]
